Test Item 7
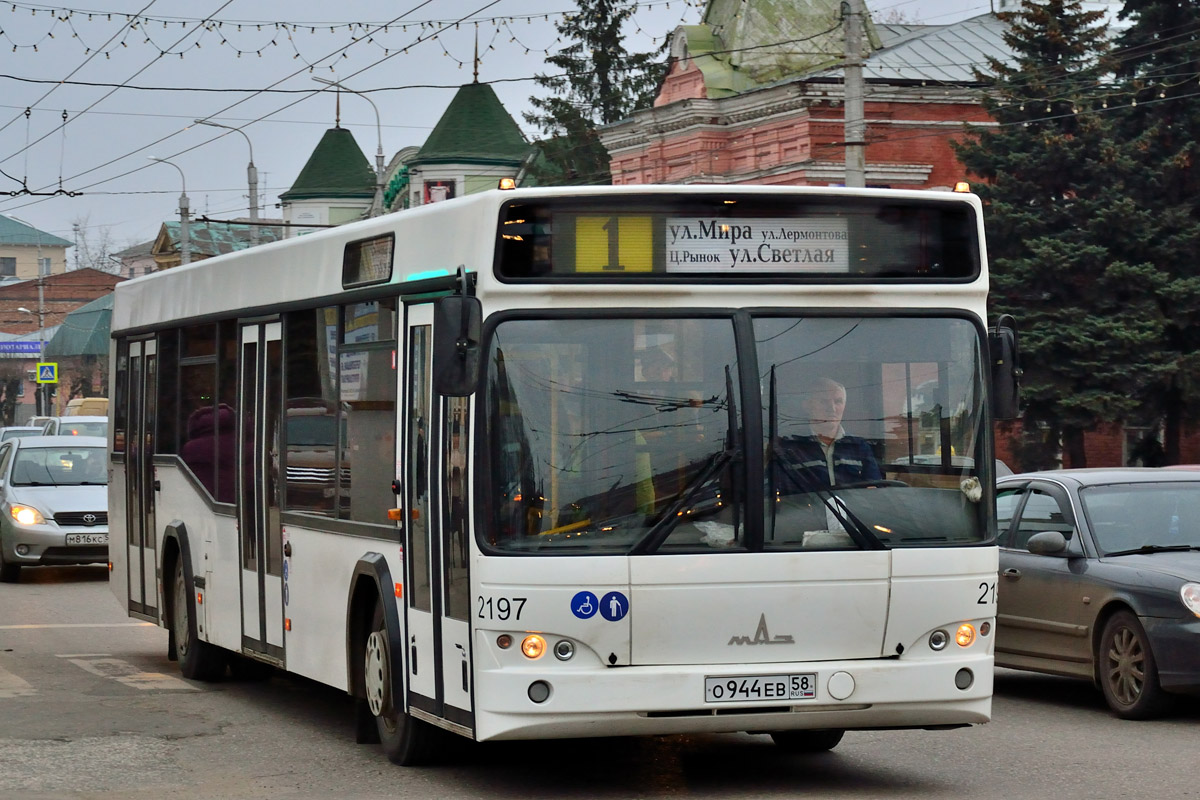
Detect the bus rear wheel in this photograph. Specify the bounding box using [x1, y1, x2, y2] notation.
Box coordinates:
[171, 557, 226, 681]
[770, 729, 845, 753]
[365, 600, 436, 766]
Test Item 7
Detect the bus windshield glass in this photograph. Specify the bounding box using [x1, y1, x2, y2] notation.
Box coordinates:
[482, 314, 989, 554]
[497, 194, 980, 281]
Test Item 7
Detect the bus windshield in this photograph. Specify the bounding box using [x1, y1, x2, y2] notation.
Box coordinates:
[483, 314, 989, 554]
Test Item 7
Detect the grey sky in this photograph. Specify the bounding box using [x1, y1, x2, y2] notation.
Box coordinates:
[0, 0, 989, 251]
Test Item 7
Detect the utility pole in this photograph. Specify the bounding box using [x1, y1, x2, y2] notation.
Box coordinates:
[842, 0, 867, 187]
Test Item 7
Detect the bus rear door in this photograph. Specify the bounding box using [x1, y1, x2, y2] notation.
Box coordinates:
[237, 320, 285, 664]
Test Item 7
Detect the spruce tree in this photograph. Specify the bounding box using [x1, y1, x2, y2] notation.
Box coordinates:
[953, 0, 1168, 469]
[525, 0, 665, 185]
[1111, 0, 1200, 463]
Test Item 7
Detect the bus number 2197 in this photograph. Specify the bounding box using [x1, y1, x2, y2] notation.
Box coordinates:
[477, 596, 527, 621]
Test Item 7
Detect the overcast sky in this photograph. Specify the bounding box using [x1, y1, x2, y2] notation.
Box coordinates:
[0, 0, 992, 252]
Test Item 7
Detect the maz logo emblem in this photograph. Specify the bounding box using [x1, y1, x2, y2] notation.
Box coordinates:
[728, 613, 794, 645]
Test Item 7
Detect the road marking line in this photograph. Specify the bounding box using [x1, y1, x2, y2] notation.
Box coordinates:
[0, 623, 156, 630]
[68, 657, 198, 692]
[0, 662, 37, 698]
[55, 653, 112, 658]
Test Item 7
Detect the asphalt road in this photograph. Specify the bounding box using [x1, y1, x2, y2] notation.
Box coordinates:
[2, 566, 1197, 800]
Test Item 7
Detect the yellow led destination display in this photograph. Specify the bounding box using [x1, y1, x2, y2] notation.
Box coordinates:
[665, 217, 850, 272]
[574, 215, 654, 272]
[496, 196, 980, 280]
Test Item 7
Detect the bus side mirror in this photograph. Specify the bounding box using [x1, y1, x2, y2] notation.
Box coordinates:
[988, 315, 1021, 420]
[433, 295, 482, 397]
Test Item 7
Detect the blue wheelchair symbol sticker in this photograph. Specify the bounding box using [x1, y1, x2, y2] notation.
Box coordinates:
[599, 591, 629, 621]
[571, 591, 598, 619]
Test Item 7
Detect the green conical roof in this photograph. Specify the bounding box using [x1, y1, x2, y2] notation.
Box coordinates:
[413, 82, 532, 166]
[280, 126, 376, 201]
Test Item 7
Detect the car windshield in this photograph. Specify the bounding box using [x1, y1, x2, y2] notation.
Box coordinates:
[1080, 482, 1200, 554]
[482, 314, 990, 555]
[1, 429, 40, 441]
[10, 446, 108, 486]
[59, 421, 108, 437]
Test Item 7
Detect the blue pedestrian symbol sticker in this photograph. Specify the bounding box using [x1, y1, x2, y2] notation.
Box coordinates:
[571, 591, 598, 619]
[599, 591, 629, 621]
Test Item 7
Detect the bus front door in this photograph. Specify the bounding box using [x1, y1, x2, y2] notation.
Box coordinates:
[237, 321, 285, 664]
[124, 338, 157, 621]
[402, 303, 474, 735]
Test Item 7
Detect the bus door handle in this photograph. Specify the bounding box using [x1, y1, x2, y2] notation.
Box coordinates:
[391, 480, 402, 494]
[153, 480, 161, 492]
[1002, 568, 1021, 580]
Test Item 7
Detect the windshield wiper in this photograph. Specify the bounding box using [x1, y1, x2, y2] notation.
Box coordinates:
[1104, 544, 1200, 557]
[630, 365, 742, 555]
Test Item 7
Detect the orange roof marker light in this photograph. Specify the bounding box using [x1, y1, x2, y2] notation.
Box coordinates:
[953, 181, 972, 193]
[498, 177, 517, 190]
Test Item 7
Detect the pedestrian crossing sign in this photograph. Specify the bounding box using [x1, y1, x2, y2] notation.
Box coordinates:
[36, 362, 57, 384]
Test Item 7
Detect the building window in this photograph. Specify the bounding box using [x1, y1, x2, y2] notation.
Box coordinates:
[38, 257, 51, 276]
[0, 257, 15, 277]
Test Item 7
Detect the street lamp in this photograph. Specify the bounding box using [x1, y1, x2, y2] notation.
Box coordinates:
[16, 306, 45, 415]
[194, 119, 259, 246]
[148, 156, 191, 266]
[10, 215, 49, 415]
[312, 77, 386, 217]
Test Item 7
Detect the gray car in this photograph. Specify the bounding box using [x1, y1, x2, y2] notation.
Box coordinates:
[996, 468, 1200, 719]
[0, 435, 108, 582]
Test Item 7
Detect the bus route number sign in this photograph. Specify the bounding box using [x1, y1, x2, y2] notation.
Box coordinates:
[704, 673, 817, 703]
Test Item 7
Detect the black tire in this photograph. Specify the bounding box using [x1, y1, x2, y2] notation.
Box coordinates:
[0, 548, 19, 583]
[172, 557, 226, 681]
[770, 729, 845, 753]
[365, 600, 437, 765]
[1099, 610, 1168, 720]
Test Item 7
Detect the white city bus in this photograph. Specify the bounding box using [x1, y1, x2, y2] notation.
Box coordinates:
[108, 184, 1019, 765]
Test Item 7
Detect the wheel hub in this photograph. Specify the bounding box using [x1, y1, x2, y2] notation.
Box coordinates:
[364, 630, 391, 717]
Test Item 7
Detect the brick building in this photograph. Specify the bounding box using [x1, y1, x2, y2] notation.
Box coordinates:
[599, 5, 1008, 190]
[0, 268, 123, 422]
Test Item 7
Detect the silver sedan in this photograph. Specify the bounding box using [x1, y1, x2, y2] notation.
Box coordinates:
[0, 435, 108, 582]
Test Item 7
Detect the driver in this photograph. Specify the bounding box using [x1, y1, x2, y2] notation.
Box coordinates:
[775, 377, 881, 491]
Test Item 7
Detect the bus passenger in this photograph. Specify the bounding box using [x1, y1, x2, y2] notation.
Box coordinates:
[775, 377, 881, 491]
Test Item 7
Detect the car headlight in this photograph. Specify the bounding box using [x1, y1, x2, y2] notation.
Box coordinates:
[9, 505, 45, 526]
[1182, 583, 1200, 618]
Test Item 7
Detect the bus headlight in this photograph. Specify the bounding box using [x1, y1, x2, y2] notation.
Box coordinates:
[929, 630, 949, 651]
[956, 624, 977, 647]
[10, 505, 45, 526]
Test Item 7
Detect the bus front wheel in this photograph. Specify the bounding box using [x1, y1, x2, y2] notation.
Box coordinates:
[769, 729, 845, 753]
[365, 600, 436, 766]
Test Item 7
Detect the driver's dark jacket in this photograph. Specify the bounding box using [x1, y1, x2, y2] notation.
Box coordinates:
[772, 433, 882, 492]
